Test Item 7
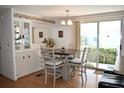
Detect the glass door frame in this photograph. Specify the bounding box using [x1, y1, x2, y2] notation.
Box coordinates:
[96, 22, 99, 69]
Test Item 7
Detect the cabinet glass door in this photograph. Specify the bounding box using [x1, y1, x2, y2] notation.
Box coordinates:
[23, 22, 30, 49]
[14, 21, 21, 50]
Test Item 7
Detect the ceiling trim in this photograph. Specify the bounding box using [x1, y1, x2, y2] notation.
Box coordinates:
[14, 13, 56, 24]
[72, 10, 124, 22]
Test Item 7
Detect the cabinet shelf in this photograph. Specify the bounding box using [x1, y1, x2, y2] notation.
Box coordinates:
[14, 20, 30, 50]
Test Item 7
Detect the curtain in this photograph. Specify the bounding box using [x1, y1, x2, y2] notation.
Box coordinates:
[75, 21, 80, 49]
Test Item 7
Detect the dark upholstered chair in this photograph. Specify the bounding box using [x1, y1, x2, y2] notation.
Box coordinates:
[98, 70, 124, 88]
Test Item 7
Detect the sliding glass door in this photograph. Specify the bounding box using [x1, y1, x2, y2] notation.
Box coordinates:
[99, 21, 121, 69]
[80, 20, 121, 70]
[80, 22, 98, 68]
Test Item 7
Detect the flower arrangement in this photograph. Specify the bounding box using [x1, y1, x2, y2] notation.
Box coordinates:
[42, 38, 55, 48]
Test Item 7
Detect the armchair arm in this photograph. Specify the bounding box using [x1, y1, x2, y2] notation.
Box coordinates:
[104, 70, 124, 76]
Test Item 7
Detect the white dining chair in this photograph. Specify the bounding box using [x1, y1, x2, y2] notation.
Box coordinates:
[69, 47, 90, 84]
[67, 44, 75, 59]
[41, 47, 65, 87]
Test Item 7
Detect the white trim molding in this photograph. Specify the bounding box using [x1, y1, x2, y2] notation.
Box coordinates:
[14, 13, 56, 24]
[72, 10, 124, 23]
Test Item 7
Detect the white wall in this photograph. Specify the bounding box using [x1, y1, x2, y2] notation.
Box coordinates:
[31, 20, 76, 49]
[0, 8, 16, 80]
[31, 21, 52, 48]
[51, 21, 75, 48]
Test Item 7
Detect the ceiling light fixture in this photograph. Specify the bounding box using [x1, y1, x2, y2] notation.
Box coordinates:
[61, 10, 73, 25]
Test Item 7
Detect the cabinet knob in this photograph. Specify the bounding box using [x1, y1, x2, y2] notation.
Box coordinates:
[23, 56, 25, 59]
[28, 55, 30, 58]
[22, 35, 24, 39]
[19, 35, 22, 39]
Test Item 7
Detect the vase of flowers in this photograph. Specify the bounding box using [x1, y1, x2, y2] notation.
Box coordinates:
[42, 38, 55, 48]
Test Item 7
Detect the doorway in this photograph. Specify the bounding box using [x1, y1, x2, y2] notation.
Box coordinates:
[80, 20, 121, 70]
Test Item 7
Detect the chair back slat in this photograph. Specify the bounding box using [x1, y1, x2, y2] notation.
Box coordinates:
[74, 49, 83, 59]
[81, 47, 90, 64]
[41, 47, 55, 65]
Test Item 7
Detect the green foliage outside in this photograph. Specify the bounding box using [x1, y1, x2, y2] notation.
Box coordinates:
[80, 36, 116, 65]
[99, 48, 116, 65]
[85, 48, 116, 65]
[87, 48, 116, 65]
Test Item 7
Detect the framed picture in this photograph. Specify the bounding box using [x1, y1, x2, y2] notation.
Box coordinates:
[39, 32, 43, 38]
[58, 31, 63, 38]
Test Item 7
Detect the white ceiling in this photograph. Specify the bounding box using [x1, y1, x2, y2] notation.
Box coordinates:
[0, 5, 124, 17]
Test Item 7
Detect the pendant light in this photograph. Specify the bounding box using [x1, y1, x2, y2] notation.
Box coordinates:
[61, 10, 73, 25]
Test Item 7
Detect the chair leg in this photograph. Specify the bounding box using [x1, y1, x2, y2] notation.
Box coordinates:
[81, 66, 84, 84]
[84, 67, 87, 80]
[62, 65, 64, 79]
[73, 65, 76, 76]
[45, 66, 47, 85]
[70, 64, 75, 77]
[53, 68, 56, 87]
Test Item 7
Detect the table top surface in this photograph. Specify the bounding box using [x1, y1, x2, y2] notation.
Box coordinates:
[41, 47, 78, 55]
[54, 49, 77, 55]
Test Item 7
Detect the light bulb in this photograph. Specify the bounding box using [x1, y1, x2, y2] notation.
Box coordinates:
[67, 19, 73, 25]
[61, 20, 66, 25]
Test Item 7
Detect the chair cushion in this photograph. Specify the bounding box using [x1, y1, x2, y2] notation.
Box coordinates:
[98, 71, 124, 88]
[69, 58, 81, 64]
[45, 59, 64, 66]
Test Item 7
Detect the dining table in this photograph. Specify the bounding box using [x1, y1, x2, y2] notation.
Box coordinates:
[54, 49, 77, 81]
